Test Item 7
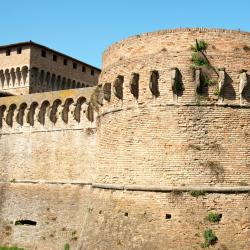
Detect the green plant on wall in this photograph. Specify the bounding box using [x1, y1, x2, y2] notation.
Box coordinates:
[214, 86, 221, 96]
[207, 212, 221, 223]
[191, 40, 208, 52]
[191, 40, 209, 68]
[189, 190, 206, 197]
[201, 229, 218, 248]
[191, 39, 220, 98]
[191, 52, 208, 68]
[64, 243, 70, 250]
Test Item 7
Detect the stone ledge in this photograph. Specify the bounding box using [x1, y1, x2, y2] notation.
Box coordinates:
[92, 183, 250, 193]
[99, 102, 250, 117]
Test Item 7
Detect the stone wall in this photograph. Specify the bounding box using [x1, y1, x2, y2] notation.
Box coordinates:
[92, 28, 250, 250]
[30, 45, 100, 93]
[0, 88, 97, 249]
[0, 28, 250, 250]
[0, 46, 30, 95]
[80, 189, 250, 250]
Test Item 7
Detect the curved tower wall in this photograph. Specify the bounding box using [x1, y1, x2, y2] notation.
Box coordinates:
[84, 29, 250, 250]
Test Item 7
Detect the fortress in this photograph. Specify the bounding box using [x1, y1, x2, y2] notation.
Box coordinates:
[0, 28, 250, 250]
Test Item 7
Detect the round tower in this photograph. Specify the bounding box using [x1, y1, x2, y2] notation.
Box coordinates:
[83, 28, 250, 250]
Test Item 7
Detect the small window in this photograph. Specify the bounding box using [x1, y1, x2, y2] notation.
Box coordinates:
[6, 49, 11, 56]
[53, 55, 57, 61]
[15, 220, 37, 226]
[63, 59, 68, 65]
[82, 66, 86, 72]
[41, 50, 46, 57]
[91, 69, 94, 76]
[17, 47, 22, 54]
[165, 214, 172, 219]
[73, 62, 77, 69]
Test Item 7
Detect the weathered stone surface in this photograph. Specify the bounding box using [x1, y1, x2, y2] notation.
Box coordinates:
[0, 28, 250, 250]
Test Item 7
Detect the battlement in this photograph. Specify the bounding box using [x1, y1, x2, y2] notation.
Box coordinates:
[0, 87, 96, 133]
[96, 28, 250, 189]
[98, 28, 250, 115]
[98, 67, 250, 116]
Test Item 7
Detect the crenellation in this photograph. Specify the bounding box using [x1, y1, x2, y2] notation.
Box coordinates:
[0, 88, 96, 134]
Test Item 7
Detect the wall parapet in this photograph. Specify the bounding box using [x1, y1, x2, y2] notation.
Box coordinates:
[0, 87, 96, 133]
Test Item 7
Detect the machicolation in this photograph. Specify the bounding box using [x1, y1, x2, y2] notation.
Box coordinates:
[0, 28, 250, 250]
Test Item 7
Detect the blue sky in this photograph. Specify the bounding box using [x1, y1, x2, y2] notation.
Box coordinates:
[1, 0, 250, 68]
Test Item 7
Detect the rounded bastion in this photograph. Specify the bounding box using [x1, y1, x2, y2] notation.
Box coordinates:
[83, 28, 250, 250]
[97, 28, 250, 188]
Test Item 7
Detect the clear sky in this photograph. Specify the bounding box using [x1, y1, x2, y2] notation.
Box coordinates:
[1, 0, 250, 68]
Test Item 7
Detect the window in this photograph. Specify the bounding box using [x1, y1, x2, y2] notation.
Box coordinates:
[53, 54, 57, 61]
[63, 59, 68, 65]
[165, 214, 172, 219]
[17, 47, 22, 54]
[91, 69, 94, 76]
[6, 49, 11, 56]
[73, 62, 77, 69]
[41, 50, 46, 57]
[15, 220, 37, 226]
[82, 66, 86, 72]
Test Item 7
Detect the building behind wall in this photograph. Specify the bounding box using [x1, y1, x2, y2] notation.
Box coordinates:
[0, 41, 101, 96]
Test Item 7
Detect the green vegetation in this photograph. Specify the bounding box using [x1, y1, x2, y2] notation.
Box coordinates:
[189, 190, 206, 197]
[191, 52, 208, 67]
[64, 243, 70, 250]
[201, 229, 218, 248]
[239, 69, 247, 73]
[207, 212, 221, 223]
[191, 40, 209, 68]
[203, 75, 217, 86]
[0, 247, 25, 250]
[214, 86, 221, 96]
[191, 40, 208, 52]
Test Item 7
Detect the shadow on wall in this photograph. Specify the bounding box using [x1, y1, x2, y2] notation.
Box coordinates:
[243, 74, 250, 102]
[223, 72, 236, 100]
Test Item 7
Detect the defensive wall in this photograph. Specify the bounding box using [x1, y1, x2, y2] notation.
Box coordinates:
[0, 88, 97, 249]
[0, 28, 250, 250]
[85, 28, 250, 250]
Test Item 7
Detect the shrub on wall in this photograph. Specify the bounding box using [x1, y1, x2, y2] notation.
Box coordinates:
[207, 212, 221, 223]
[201, 229, 218, 248]
[189, 190, 206, 197]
